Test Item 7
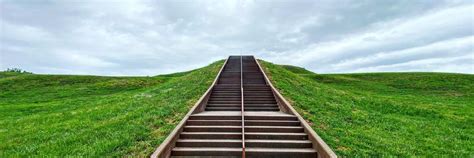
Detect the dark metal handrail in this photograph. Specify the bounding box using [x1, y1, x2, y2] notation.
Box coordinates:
[240, 56, 246, 158]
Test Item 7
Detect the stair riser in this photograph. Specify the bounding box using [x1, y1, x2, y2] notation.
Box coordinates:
[243, 98, 276, 101]
[208, 101, 242, 104]
[180, 134, 242, 139]
[245, 121, 300, 126]
[184, 128, 242, 132]
[211, 93, 241, 95]
[176, 141, 242, 148]
[244, 108, 279, 111]
[246, 152, 316, 158]
[189, 116, 241, 120]
[246, 142, 312, 148]
[209, 98, 241, 101]
[245, 128, 304, 133]
[245, 101, 277, 104]
[171, 150, 242, 157]
[206, 105, 241, 107]
[245, 134, 308, 140]
[243, 104, 278, 107]
[186, 121, 241, 126]
[244, 95, 274, 97]
[205, 108, 241, 111]
[245, 116, 298, 121]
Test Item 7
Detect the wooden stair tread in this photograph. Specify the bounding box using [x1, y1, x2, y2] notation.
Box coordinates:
[245, 148, 316, 153]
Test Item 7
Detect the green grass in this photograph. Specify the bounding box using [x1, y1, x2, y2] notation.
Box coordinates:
[260, 60, 473, 157]
[0, 60, 224, 157]
[1, 59, 472, 157]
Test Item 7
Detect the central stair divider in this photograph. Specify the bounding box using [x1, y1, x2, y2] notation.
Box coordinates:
[240, 56, 246, 158]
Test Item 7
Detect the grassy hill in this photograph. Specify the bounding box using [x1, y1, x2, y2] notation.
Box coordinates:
[0, 61, 224, 157]
[259, 60, 473, 156]
[1, 59, 472, 157]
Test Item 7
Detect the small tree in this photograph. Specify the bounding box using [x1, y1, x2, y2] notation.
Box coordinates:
[5, 68, 32, 74]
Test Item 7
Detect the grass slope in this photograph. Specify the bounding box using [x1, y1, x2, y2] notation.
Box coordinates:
[0, 61, 223, 157]
[260, 60, 473, 156]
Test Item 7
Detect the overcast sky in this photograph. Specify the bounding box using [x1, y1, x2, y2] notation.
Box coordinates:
[1, 0, 473, 76]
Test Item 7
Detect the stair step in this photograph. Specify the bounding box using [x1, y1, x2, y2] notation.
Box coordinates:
[206, 105, 241, 107]
[244, 92, 274, 94]
[212, 90, 241, 93]
[206, 109, 241, 111]
[176, 139, 242, 147]
[245, 148, 316, 158]
[244, 96, 274, 98]
[244, 108, 279, 111]
[206, 107, 241, 111]
[244, 90, 272, 92]
[245, 126, 304, 133]
[245, 101, 277, 103]
[209, 98, 241, 101]
[208, 101, 242, 103]
[244, 104, 278, 107]
[218, 82, 241, 84]
[184, 126, 242, 132]
[244, 90, 271, 92]
[245, 120, 300, 126]
[212, 93, 241, 96]
[212, 93, 241, 95]
[244, 107, 279, 110]
[212, 90, 241, 92]
[245, 115, 298, 121]
[213, 88, 241, 90]
[180, 132, 242, 139]
[244, 106, 279, 108]
[246, 139, 312, 148]
[171, 147, 242, 156]
[213, 89, 241, 91]
[244, 95, 274, 97]
[244, 98, 276, 101]
[206, 104, 241, 107]
[209, 96, 241, 98]
[189, 115, 241, 120]
[245, 132, 308, 140]
[187, 120, 241, 126]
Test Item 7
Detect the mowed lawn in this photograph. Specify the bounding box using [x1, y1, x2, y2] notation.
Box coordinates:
[0, 61, 223, 157]
[260, 60, 473, 156]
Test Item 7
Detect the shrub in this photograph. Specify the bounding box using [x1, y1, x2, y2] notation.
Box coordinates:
[4, 68, 32, 74]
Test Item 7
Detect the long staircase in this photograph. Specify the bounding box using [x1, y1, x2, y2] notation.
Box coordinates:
[152, 56, 335, 158]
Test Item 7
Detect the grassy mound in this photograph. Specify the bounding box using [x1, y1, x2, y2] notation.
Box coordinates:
[259, 60, 473, 156]
[2, 59, 472, 157]
[0, 61, 223, 157]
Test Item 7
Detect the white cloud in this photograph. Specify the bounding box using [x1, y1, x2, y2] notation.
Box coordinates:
[267, 4, 473, 73]
[331, 36, 474, 72]
[355, 54, 474, 73]
[0, 0, 472, 75]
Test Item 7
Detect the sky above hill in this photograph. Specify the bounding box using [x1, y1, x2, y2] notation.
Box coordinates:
[1, 0, 473, 76]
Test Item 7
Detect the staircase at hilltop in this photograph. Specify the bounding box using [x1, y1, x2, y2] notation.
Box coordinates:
[152, 56, 335, 158]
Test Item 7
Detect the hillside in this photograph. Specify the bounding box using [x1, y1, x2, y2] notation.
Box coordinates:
[1, 59, 473, 157]
[0, 61, 223, 157]
[259, 60, 474, 156]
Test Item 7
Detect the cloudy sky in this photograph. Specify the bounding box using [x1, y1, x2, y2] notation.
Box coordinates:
[1, 0, 473, 76]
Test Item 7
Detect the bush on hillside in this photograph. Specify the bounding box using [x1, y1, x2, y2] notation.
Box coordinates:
[4, 68, 32, 74]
